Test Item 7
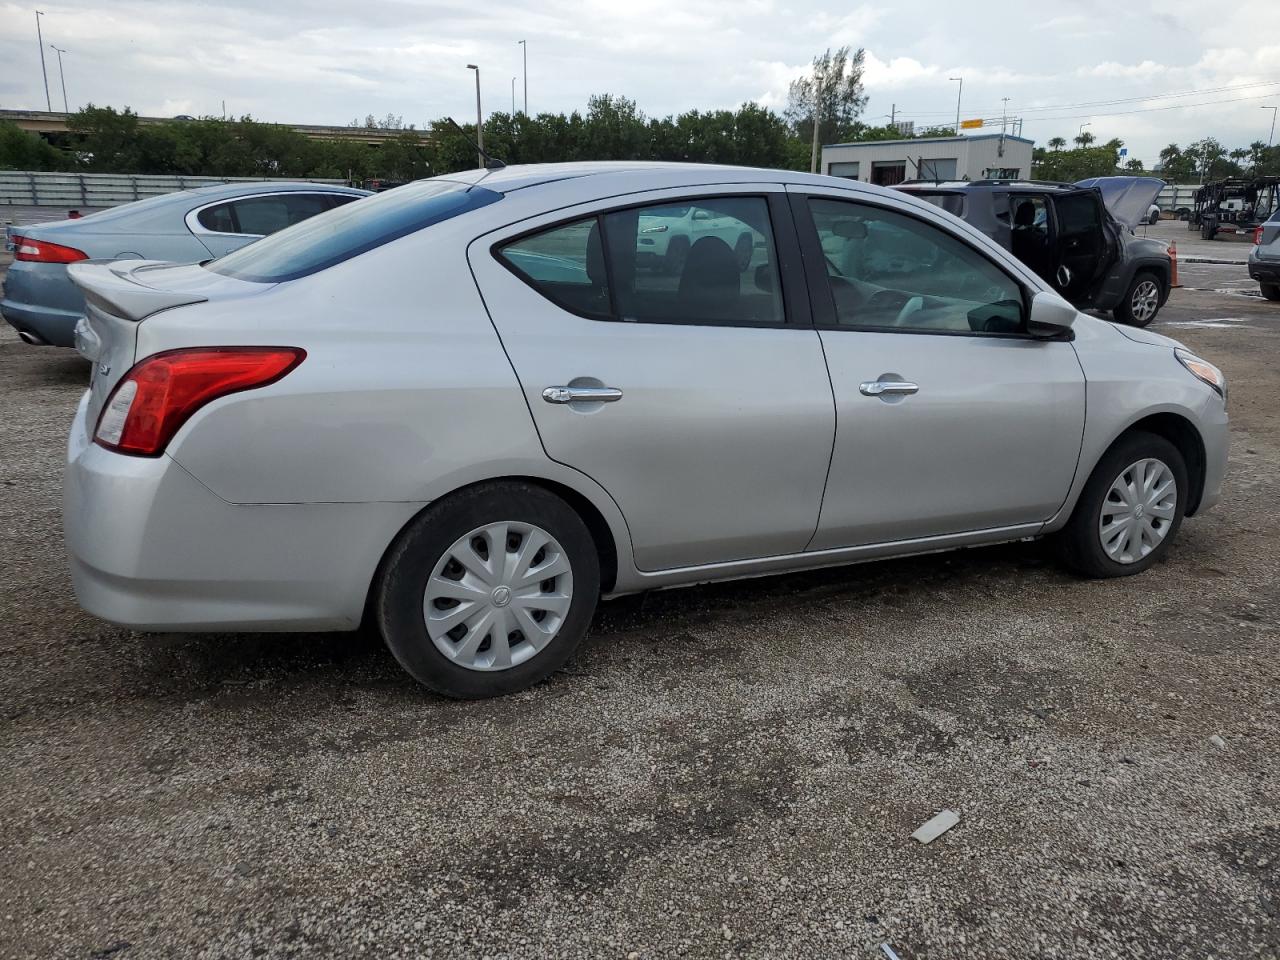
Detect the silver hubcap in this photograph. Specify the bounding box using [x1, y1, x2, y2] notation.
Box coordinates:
[1131, 280, 1160, 323]
[1099, 458, 1177, 564]
[423, 521, 573, 672]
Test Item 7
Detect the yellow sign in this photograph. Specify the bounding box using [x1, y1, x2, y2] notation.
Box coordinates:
[960, 118, 984, 130]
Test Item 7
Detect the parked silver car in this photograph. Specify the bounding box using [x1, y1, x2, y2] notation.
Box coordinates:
[1249, 208, 1280, 301]
[63, 162, 1229, 699]
[3, 181, 369, 346]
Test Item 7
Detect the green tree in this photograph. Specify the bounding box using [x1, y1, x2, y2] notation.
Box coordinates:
[0, 121, 66, 170]
[1073, 130, 1096, 148]
[784, 46, 868, 168]
[1048, 136, 1066, 151]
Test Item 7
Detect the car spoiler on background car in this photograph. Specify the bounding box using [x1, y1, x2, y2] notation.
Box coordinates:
[1074, 176, 1165, 230]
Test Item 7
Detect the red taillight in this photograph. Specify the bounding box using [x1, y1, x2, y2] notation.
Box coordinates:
[1256, 226, 1265, 245]
[13, 235, 89, 263]
[94, 347, 306, 456]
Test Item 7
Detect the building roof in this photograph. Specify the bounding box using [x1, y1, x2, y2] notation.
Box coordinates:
[823, 133, 1035, 149]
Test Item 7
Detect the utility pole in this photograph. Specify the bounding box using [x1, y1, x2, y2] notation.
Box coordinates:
[809, 78, 822, 174]
[517, 40, 527, 115]
[50, 44, 68, 112]
[1001, 97, 1010, 134]
[511, 77, 516, 116]
[35, 10, 51, 111]
[1264, 106, 1278, 148]
[890, 103, 895, 127]
[949, 76, 962, 134]
[467, 64, 484, 169]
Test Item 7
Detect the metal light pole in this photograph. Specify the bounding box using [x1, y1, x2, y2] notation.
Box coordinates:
[1264, 106, 1278, 147]
[809, 78, 822, 174]
[949, 76, 962, 134]
[517, 40, 527, 115]
[50, 44, 68, 112]
[466, 64, 484, 169]
[511, 77, 516, 116]
[35, 10, 51, 112]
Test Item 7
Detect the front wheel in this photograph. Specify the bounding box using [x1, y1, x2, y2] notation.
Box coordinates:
[1058, 432, 1188, 578]
[1260, 282, 1280, 302]
[376, 482, 600, 699]
[1113, 271, 1163, 327]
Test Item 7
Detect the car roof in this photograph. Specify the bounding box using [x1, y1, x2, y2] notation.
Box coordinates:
[898, 179, 1078, 193]
[441, 160, 849, 195]
[181, 181, 369, 200]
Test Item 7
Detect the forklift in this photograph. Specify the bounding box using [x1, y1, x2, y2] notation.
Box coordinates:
[1190, 176, 1280, 241]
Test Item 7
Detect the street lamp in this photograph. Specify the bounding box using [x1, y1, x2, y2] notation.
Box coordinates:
[1264, 106, 1278, 148]
[949, 76, 962, 134]
[35, 10, 51, 112]
[517, 40, 527, 115]
[1078, 122, 1091, 141]
[466, 64, 484, 169]
[511, 76, 516, 116]
[50, 44, 68, 113]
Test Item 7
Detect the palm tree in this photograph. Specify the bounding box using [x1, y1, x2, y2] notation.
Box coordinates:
[1048, 136, 1066, 151]
[1074, 131, 1096, 148]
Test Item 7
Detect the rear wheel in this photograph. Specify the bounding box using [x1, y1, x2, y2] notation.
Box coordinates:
[377, 482, 600, 699]
[1260, 282, 1280, 302]
[734, 232, 753, 271]
[1058, 432, 1188, 578]
[1113, 271, 1163, 327]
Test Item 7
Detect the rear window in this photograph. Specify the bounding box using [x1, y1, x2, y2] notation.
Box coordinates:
[205, 180, 502, 283]
[907, 191, 966, 217]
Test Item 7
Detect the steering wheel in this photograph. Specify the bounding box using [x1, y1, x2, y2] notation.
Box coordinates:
[894, 296, 925, 326]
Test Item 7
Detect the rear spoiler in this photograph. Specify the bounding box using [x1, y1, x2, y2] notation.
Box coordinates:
[67, 260, 208, 322]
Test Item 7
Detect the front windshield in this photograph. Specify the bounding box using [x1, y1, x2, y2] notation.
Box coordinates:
[205, 179, 502, 283]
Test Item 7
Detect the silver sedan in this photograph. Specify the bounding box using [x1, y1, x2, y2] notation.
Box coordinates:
[63, 162, 1229, 698]
[3, 181, 369, 346]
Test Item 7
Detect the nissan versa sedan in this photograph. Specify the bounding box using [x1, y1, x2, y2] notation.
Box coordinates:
[3, 181, 369, 346]
[63, 162, 1228, 699]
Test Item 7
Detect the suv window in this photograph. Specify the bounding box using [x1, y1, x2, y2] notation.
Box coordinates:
[206, 180, 501, 283]
[499, 196, 784, 326]
[809, 196, 1024, 334]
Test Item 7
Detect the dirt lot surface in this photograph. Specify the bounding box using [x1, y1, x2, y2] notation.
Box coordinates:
[1, 248, 1277, 960]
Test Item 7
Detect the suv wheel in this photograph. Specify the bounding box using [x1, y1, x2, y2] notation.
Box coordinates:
[1058, 431, 1187, 578]
[1261, 282, 1280, 302]
[1113, 271, 1163, 327]
[377, 482, 600, 699]
[664, 236, 690, 275]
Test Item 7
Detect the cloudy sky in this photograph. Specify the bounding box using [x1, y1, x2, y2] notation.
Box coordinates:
[2, 0, 1276, 165]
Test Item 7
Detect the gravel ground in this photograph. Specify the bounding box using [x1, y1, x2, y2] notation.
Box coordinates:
[1, 249, 1277, 960]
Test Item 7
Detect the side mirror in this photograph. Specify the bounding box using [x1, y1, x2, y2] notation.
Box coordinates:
[1027, 290, 1077, 338]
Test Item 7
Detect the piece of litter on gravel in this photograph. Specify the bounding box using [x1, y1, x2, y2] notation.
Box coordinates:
[881, 944, 903, 960]
[912, 809, 960, 844]
[1209, 734, 1227, 750]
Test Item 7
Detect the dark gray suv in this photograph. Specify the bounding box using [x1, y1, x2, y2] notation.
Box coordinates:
[897, 177, 1171, 326]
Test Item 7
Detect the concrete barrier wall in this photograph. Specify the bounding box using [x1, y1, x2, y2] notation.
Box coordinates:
[0, 171, 347, 209]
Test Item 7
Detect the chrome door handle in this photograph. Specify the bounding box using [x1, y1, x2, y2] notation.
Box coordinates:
[859, 380, 919, 397]
[542, 385, 624, 404]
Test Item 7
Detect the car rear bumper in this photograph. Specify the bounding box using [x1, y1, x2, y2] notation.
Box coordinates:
[63, 393, 424, 631]
[1, 298, 81, 346]
[1247, 253, 1280, 284]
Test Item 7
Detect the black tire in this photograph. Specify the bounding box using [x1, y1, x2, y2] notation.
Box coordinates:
[1201, 219, 1216, 241]
[734, 232, 753, 271]
[664, 236, 690, 275]
[1148, 210, 1160, 225]
[1058, 431, 1188, 579]
[1112, 270, 1163, 327]
[1260, 282, 1280, 302]
[376, 481, 600, 699]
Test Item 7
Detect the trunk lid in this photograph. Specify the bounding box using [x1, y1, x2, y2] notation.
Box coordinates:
[1074, 176, 1166, 230]
[67, 259, 267, 432]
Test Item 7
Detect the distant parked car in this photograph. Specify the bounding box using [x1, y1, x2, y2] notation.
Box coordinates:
[635, 203, 761, 273]
[2, 181, 369, 346]
[896, 176, 1171, 326]
[63, 163, 1228, 699]
[1249, 209, 1280, 301]
[1147, 203, 1161, 225]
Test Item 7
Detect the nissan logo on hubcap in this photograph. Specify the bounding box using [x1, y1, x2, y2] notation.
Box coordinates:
[491, 585, 512, 607]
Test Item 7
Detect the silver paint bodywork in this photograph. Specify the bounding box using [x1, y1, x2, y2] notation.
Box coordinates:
[62, 162, 1229, 631]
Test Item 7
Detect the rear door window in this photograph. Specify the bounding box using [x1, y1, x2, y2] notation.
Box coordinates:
[230, 196, 293, 235]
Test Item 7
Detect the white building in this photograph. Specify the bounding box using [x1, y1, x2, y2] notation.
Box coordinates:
[820, 134, 1035, 186]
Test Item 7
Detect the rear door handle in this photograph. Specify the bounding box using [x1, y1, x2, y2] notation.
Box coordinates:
[542, 385, 624, 404]
[859, 379, 919, 397]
